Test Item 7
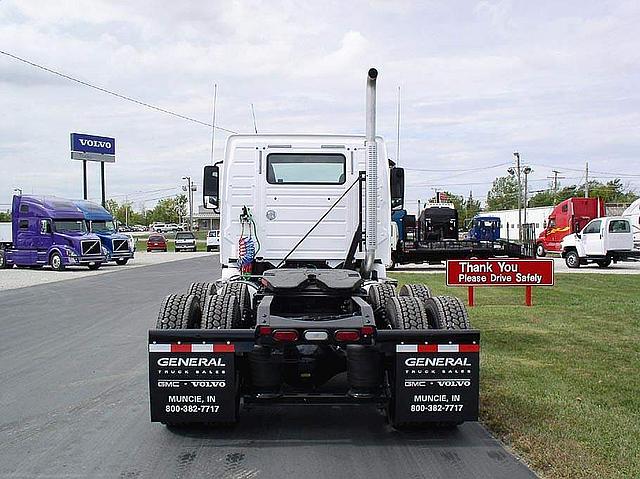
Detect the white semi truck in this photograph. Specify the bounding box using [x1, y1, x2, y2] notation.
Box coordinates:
[147, 69, 480, 429]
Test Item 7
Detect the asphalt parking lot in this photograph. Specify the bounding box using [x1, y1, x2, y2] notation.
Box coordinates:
[0, 255, 537, 479]
[0, 251, 218, 291]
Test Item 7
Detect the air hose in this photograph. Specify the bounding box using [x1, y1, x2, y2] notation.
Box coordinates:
[238, 206, 260, 274]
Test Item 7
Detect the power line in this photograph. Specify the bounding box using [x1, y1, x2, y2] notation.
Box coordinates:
[0, 50, 238, 134]
[403, 161, 510, 172]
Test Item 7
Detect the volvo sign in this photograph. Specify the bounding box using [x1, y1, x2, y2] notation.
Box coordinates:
[71, 133, 116, 163]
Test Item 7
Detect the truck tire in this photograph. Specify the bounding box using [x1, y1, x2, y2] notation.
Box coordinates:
[385, 296, 429, 330]
[368, 283, 397, 328]
[399, 283, 432, 302]
[423, 296, 470, 330]
[187, 282, 216, 302]
[565, 250, 580, 268]
[156, 293, 201, 329]
[115, 258, 129, 266]
[201, 294, 241, 329]
[597, 257, 611, 268]
[536, 243, 546, 257]
[88, 263, 101, 270]
[219, 282, 253, 328]
[0, 250, 8, 269]
[50, 251, 65, 271]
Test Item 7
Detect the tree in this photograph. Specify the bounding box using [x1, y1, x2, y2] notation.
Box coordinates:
[486, 176, 519, 210]
[147, 197, 183, 224]
[527, 178, 638, 207]
[0, 210, 10, 222]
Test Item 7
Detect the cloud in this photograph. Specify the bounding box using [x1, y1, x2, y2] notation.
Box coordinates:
[0, 0, 639, 212]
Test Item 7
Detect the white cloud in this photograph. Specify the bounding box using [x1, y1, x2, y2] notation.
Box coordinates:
[0, 0, 639, 212]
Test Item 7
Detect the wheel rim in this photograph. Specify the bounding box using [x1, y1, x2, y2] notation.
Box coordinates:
[0, 254, 4, 267]
[536, 245, 544, 256]
[568, 254, 577, 266]
[52, 255, 61, 269]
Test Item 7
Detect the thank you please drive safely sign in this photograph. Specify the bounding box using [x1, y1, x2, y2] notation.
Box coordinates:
[446, 259, 554, 286]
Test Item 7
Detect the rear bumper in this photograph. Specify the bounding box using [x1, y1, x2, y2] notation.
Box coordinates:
[148, 328, 480, 425]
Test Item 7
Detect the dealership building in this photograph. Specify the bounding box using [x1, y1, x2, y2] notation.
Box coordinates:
[193, 205, 220, 231]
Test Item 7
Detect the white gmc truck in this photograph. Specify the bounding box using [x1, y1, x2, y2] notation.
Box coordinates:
[561, 216, 640, 268]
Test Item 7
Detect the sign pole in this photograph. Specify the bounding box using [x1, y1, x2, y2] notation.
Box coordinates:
[468, 286, 475, 307]
[82, 160, 88, 200]
[525, 286, 532, 307]
[100, 161, 106, 207]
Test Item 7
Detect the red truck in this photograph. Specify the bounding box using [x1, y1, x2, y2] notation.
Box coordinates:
[536, 197, 605, 257]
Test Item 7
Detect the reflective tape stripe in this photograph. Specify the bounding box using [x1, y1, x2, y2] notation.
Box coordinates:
[148, 343, 234, 353]
[395, 344, 480, 353]
[438, 344, 459, 353]
[148, 344, 171, 352]
[396, 344, 417, 352]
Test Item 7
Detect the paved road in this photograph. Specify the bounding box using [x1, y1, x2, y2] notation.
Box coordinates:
[0, 256, 536, 479]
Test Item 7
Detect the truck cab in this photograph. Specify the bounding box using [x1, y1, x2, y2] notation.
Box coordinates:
[467, 215, 501, 242]
[74, 200, 134, 265]
[561, 216, 637, 268]
[536, 197, 605, 257]
[0, 195, 105, 271]
[204, 134, 396, 278]
[418, 203, 458, 242]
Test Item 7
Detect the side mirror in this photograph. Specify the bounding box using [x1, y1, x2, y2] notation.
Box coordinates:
[390, 167, 404, 210]
[203, 165, 220, 210]
[576, 232, 581, 239]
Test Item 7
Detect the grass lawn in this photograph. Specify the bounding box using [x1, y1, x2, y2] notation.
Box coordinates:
[390, 272, 639, 479]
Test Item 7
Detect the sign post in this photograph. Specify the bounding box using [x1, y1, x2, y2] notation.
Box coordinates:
[446, 259, 554, 307]
[70, 133, 116, 207]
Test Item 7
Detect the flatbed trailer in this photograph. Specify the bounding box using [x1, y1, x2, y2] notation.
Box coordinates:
[393, 239, 532, 265]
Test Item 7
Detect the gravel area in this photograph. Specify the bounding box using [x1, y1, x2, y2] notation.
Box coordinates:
[0, 251, 218, 291]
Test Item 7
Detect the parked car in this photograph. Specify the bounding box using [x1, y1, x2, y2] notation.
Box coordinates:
[206, 229, 220, 251]
[147, 233, 167, 252]
[149, 222, 166, 232]
[175, 231, 197, 252]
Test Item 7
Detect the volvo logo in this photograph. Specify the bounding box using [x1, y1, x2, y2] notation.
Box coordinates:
[79, 139, 112, 148]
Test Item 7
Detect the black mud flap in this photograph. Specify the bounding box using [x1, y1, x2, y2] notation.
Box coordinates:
[149, 342, 238, 423]
[393, 338, 479, 424]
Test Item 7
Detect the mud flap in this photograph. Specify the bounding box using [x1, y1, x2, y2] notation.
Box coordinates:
[149, 343, 238, 423]
[394, 342, 479, 424]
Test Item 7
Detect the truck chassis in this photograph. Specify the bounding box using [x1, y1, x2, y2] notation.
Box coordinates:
[149, 270, 480, 428]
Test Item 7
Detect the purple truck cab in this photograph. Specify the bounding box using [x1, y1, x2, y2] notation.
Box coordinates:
[0, 195, 105, 271]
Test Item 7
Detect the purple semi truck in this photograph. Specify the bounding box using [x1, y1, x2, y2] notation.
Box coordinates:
[0, 195, 105, 271]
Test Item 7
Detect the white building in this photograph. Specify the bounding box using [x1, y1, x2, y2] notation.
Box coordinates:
[482, 206, 554, 240]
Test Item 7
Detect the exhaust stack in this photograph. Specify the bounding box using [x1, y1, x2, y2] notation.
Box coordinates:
[363, 67, 378, 276]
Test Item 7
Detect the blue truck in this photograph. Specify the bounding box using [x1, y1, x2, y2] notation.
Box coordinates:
[73, 200, 134, 265]
[0, 195, 105, 271]
[467, 215, 501, 242]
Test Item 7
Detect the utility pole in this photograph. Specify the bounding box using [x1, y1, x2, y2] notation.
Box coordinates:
[584, 161, 589, 198]
[182, 177, 197, 231]
[547, 170, 565, 204]
[510, 152, 523, 240]
[523, 167, 532, 226]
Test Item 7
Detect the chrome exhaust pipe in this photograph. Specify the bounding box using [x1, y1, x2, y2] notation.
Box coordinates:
[363, 68, 378, 276]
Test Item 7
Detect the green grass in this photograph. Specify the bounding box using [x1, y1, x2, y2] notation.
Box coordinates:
[389, 272, 640, 479]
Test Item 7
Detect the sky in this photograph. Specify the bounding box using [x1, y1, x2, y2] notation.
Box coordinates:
[1, 0, 639, 214]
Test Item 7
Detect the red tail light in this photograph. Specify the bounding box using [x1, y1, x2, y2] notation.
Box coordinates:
[335, 330, 360, 342]
[273, 330, 298, 342]
[258, 326, 273, 336]
[360, 325, 375, 336]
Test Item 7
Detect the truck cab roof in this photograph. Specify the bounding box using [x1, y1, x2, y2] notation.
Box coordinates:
[14, 195, 84, 220]
[73, 200, 113, 221]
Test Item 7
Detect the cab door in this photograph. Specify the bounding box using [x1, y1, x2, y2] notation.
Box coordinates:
[582, 219, 604, 255]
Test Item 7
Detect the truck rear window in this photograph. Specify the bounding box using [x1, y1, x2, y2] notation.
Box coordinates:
[267, 154, 346, 185]
[609, 220, 630, 233]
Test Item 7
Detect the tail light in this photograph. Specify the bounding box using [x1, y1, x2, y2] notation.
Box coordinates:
[360, 325, 375, 336]
[273, 330, 298, 342]
[335, 330, 360, 342]
[258, 326, 273, 336]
